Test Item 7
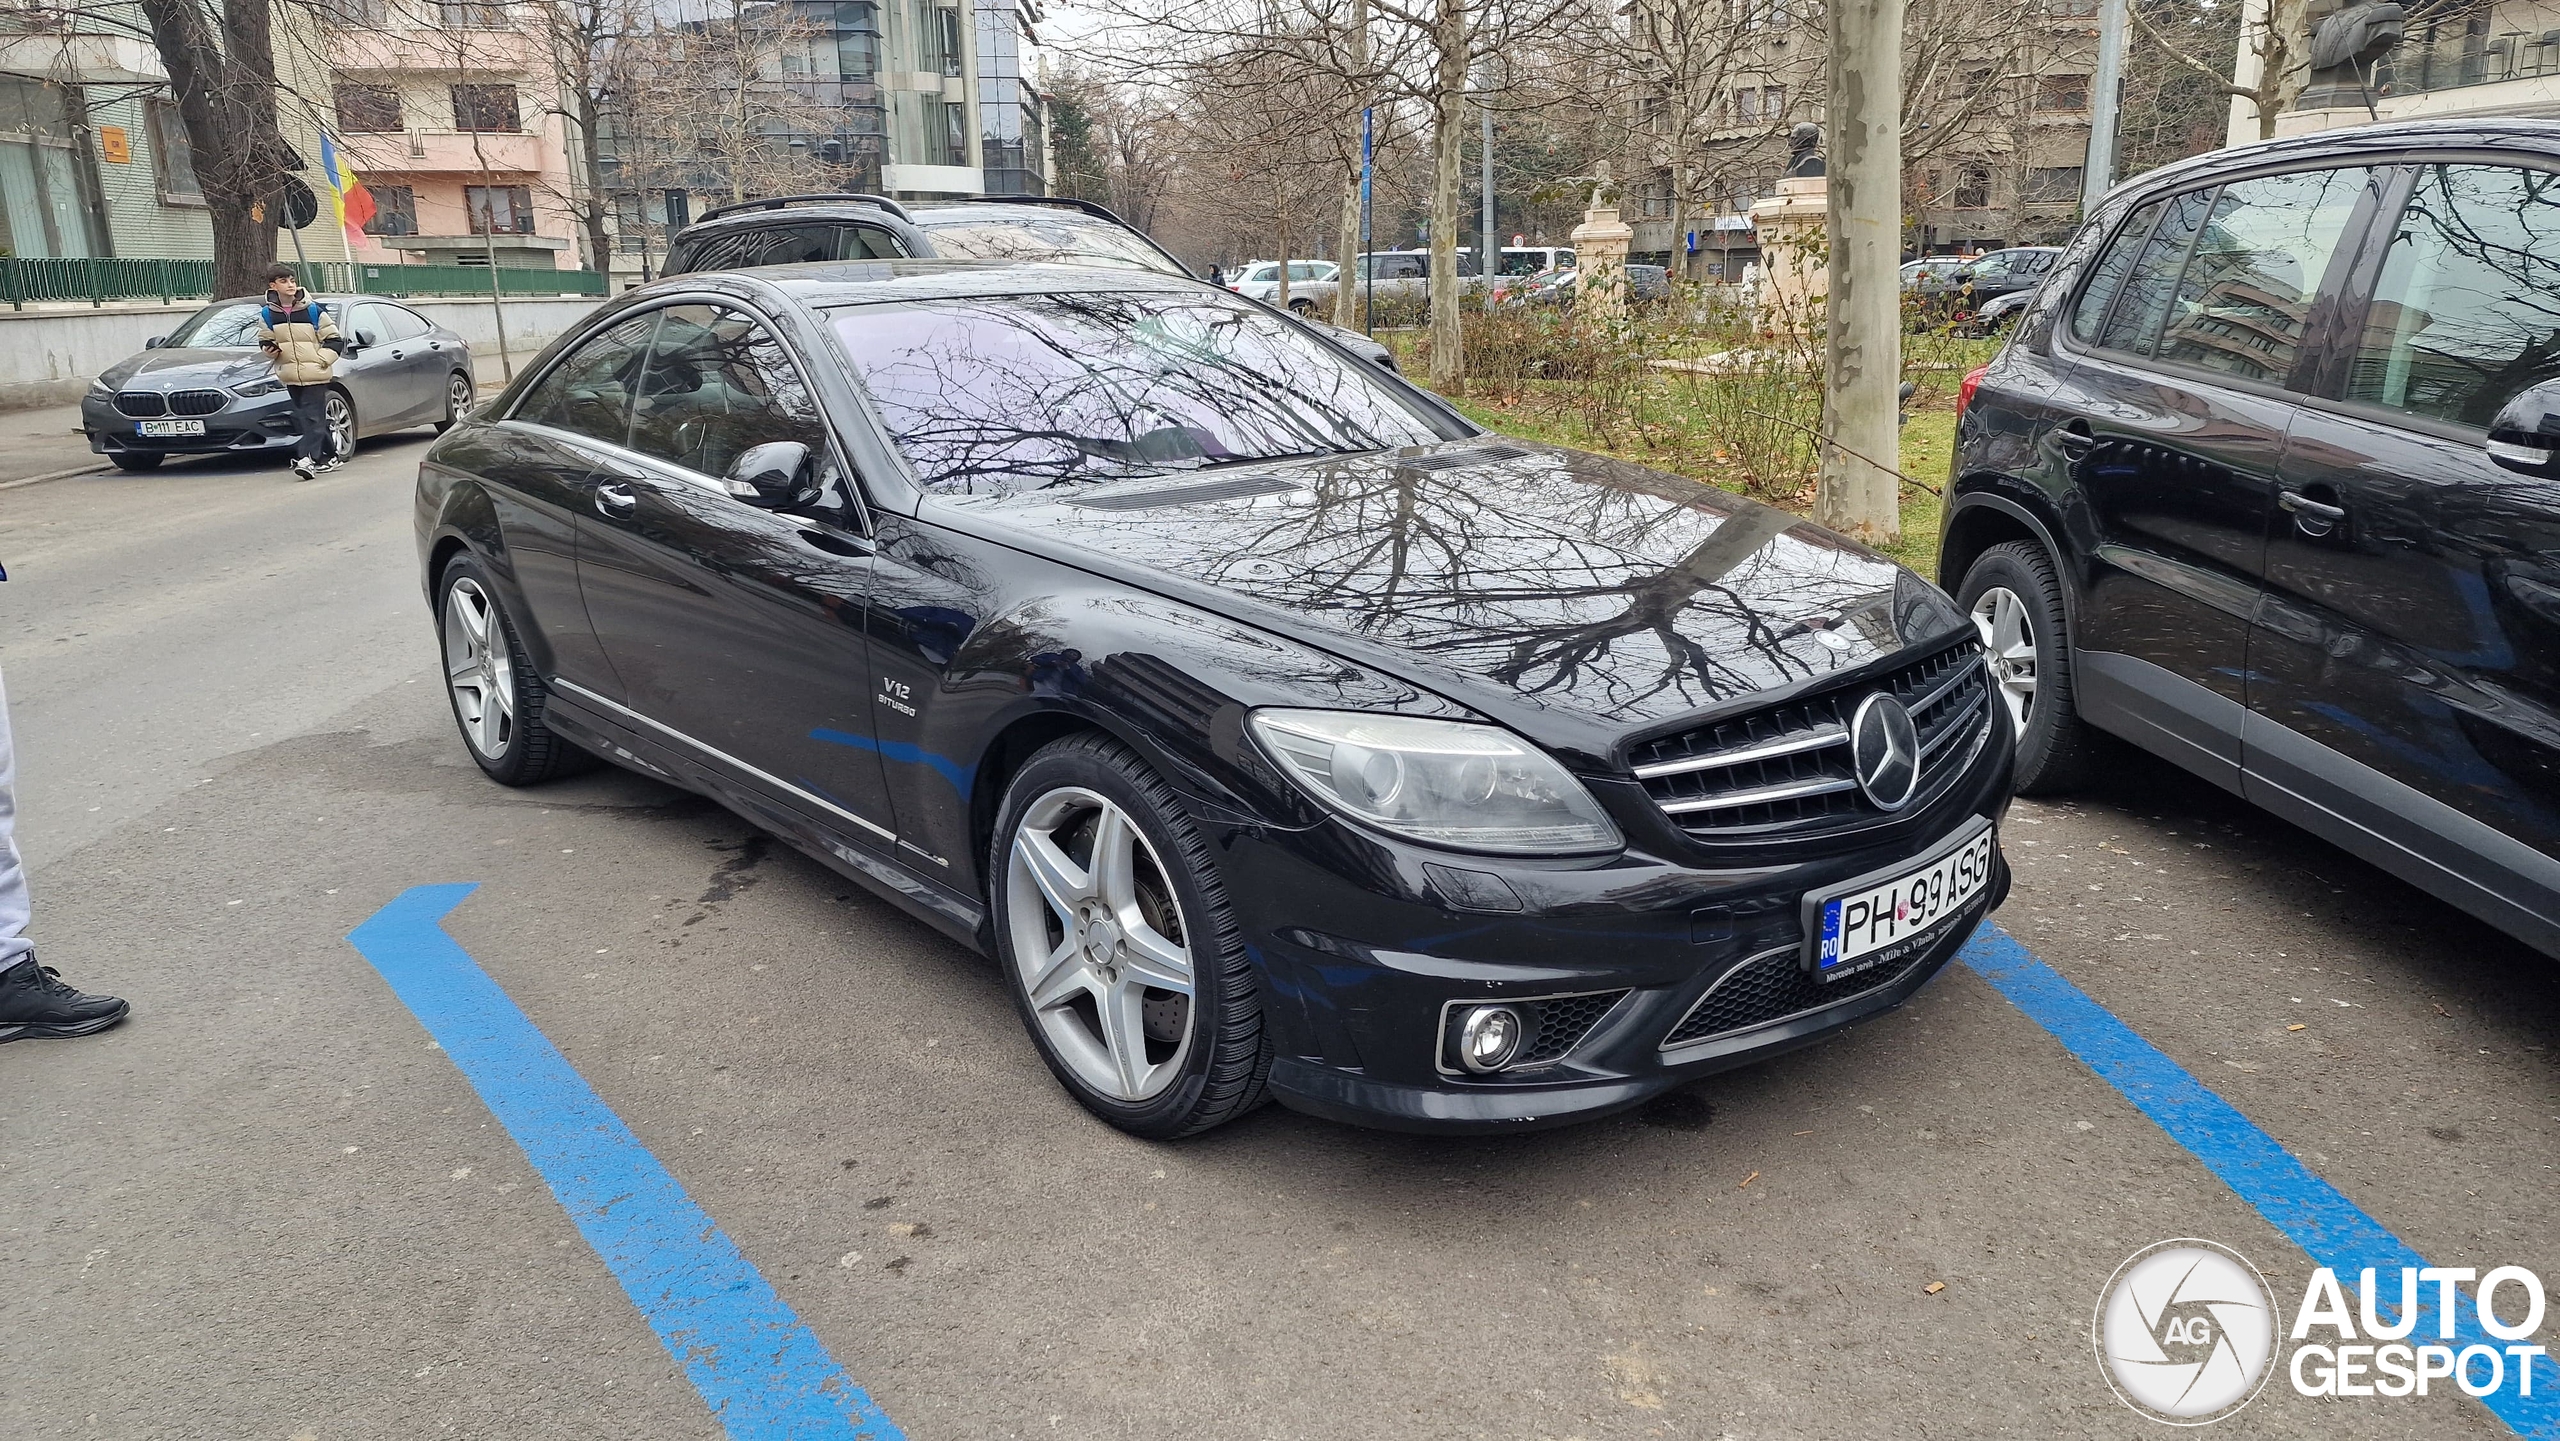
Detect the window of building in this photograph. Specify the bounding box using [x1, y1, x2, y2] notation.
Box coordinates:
[941, 100, 968, 166]
[936, 6, 965, 76]
[319, 0, 389, 23]
[451, 83, 520, 132]
[336, 83, 402, 133]
[0, 78, 104, 255]
[1952, 162, 1991, 210]
[2022, 166, 2083, 203]
[2346, 164, 2560, 427]
[145, 96, 202, 206]
[437, 0, 511, 28]
[365, 183, 418, 236]
[466, 184, 535, 234]
[2034, 73, 2091, 112]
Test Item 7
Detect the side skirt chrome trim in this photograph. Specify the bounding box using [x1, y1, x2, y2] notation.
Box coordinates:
[550, 678, 899, 843]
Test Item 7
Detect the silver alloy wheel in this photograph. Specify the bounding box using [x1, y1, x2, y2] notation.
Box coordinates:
[325, 391, 355, 459]
[1971, 585, 2037, 737]
[446, 374, 472, 423]
[1005, 785, 1195, 1102]
[443, 577, 516, 759]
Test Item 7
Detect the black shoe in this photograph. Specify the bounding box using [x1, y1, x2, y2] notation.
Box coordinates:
[0, 959, 130, 1041]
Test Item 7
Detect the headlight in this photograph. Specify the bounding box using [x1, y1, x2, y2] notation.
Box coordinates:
[1246, 709, 1622, 855]
[230, 377, 281, 398]
[87, 375, 111, 394]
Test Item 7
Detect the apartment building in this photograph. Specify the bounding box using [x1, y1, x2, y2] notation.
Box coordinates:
[1624, 0, 2098, 276]
[327, 0, 584, 271]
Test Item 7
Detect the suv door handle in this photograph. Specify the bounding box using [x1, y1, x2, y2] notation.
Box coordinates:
[2279, 489, 2346, 521]
[2056, 429, 2096, 458]
[594, 482, 637, 517]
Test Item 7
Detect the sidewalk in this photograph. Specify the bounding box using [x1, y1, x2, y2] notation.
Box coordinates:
[0, 404, 104, 487]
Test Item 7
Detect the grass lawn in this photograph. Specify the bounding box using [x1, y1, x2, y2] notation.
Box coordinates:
[1444, 386, 1957, 583]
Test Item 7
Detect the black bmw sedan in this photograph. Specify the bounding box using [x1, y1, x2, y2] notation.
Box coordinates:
[415, 259, 2013, 1137]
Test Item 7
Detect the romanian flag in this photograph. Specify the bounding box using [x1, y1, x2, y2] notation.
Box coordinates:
[319, 130, 375, 241]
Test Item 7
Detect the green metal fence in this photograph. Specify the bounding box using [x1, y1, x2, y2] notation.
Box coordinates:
[1, 256, 609, 310]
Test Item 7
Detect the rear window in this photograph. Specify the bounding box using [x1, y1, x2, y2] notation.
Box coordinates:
[910, 211, 1182, 275]
[830, 290, 1460, 497]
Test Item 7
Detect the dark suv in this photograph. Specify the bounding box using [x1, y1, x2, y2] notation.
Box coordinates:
[662, 193, 1399, 371]
[1944, 119, 2560, 957]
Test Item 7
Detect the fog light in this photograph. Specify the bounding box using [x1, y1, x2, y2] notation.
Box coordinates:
[1456, 1004, 1525, 1073]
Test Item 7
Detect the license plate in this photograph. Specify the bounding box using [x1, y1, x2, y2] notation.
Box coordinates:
[1807, 818, 1997, 980]
[138, 419, 205, 437]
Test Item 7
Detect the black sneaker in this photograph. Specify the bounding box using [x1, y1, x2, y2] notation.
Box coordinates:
[0, 959, 130, 1041]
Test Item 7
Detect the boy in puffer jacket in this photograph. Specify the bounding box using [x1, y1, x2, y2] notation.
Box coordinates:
[253, 264, 346, 480]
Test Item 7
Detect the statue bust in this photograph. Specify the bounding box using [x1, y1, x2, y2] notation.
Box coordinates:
[2299, 0, 2406, 108]
[1783, 122, 1825, 179]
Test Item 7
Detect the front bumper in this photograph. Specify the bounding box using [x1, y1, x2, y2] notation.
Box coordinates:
[1206, 720, 2016, 1135]
[82, 390, 301, 457]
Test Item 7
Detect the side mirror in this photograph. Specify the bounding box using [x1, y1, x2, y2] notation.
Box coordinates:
[2487, 379, 2560, 477]
[144, 336, 165, 349]
[722, 440, 815, 508]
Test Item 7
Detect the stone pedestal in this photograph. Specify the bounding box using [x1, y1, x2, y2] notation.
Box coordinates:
[1748, 175, 1829, 334]
[1569, 204, 1635, 321]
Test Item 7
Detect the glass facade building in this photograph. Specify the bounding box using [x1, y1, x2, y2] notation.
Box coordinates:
[974, 0, 1043, 196]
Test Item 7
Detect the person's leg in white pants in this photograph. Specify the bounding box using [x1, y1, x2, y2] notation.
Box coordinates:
[0, 666, 130, 1038]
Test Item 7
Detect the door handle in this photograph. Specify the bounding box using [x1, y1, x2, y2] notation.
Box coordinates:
[2056, 428, 2096, 459]
[2279, 488, 2346, 540]
[594, 483, 637, 517]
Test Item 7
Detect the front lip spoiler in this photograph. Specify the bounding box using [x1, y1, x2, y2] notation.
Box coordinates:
[1262, 937, 1964, 1135]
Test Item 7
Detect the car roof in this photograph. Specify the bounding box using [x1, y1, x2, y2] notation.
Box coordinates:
[2104, 117, 2560, 207]
[621, 257, 1212, 311]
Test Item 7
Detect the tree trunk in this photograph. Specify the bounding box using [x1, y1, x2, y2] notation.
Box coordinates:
[1814, 0, 1904, 546]
[1332, 0, 1369, 330]
[138, 0, 290, 297]
[1424, 0, 1469, 390]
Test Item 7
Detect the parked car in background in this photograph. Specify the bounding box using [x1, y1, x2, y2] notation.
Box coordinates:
[81, 295, 475, 471]
[1499, 264, 1673, 310]
[1944, 117, 2560, 959]
[1949, 247, 2062, 310]
[664, 194, 1399, 372]
[1230, 260, 1340, 312]
[1901, 256, 1971, 299]
[1969, 287, 2034, 333]
[1356, 247, 1579, 308]
[417, 258, 2014, 1138]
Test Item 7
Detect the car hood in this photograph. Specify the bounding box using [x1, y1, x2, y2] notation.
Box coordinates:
[95, 348, 273, 391]
[927, 439, 1966, 768]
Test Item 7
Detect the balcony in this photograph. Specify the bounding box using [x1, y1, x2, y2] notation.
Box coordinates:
[327, 26, 547, 72]
[342, 128, 548, 176]
[0, 32, 166, 82]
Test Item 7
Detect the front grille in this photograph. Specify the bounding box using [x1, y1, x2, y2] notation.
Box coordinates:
[167, 389, 226, 416]
[1629, 632, 1991, 840]
[113, 391, 167, 417]
[1517, 990, 1627, 1067]
[1661, 947, 1918, 1048]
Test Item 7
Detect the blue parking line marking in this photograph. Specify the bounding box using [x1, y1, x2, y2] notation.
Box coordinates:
[1960, 922, 2558, 1437]
[347, 884, 904, 1441]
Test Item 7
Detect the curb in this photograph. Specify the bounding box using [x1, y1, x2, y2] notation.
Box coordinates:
[0, 461, 111, 491]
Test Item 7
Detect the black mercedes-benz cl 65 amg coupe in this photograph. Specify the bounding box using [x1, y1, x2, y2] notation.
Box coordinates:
[414, 259, 2013, 1137]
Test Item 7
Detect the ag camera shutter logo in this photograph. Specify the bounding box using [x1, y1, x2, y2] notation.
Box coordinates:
[2094, 1239, 2280, 1424]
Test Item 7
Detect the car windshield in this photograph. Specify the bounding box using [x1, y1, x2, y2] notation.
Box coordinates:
[831, 289, 1461, 497]
[910, 210, 1184, 276]
[165, 299, 342, 349]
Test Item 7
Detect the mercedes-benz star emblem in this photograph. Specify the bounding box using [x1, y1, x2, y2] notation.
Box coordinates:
[1850, 692, 1921, 811]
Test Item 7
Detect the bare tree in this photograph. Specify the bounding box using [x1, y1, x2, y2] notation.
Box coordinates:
[2127, 0, 2309, 140]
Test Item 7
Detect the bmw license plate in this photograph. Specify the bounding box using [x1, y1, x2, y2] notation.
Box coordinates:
[138, 419, 204, 437]
[1806, 817, 1996, 980]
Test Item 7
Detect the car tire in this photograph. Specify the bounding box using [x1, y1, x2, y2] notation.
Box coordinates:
[1958, 539, 2104, 794]
[435, 372, 473, 433]
[106, 452, 164, 471]
[324, 387, 357, 461]
[1288, 298, 1316, 315]
[991, 731, 1270, 1139]
[436, 553, 590, 786]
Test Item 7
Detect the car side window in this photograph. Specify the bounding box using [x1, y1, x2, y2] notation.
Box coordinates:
[347, 304, 390, 349]
[844, 224, 904, 259]
[2344, 164, 2560, 429]
[2096, 188, 2213, 355]
[2069, 199, 2167, 343]
[381, 305, 432, 341]
[626, 303, 833, 484]
[678, 232, 746, 272]
[513, 312, 660, 446]
[2154, 167, 2373, 386]
[738, 224, 841, 267]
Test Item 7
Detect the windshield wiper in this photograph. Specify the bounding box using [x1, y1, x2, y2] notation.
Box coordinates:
[1189, 446, 1383, 471]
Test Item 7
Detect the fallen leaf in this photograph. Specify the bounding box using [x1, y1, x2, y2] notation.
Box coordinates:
[1739, 1170, 1760, 1190]
[1924, 1281, 1946, 1295]
[2287, 1023, 2307, 1032]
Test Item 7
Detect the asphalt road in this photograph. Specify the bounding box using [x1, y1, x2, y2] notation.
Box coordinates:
[2, 414, 2554, 1440]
